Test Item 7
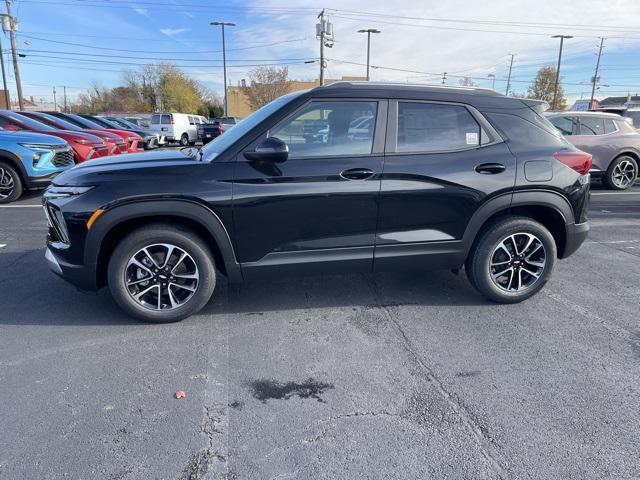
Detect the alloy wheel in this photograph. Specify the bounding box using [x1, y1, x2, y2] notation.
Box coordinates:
[490, 233, 546, 292]
[611, 159, 637, 189]
[124, 243, 199, 311]
[0, 167, 15, 199]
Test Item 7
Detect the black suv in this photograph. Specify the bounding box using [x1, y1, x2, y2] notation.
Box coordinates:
[43, 82, 591, 322]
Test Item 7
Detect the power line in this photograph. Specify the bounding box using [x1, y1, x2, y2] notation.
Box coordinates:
[16, 33, 309, 54]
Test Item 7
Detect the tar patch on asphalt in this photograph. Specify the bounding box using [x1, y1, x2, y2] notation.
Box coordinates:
[249, 378, 335, 403]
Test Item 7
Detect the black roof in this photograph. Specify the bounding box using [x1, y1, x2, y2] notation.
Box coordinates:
[600, 95, 640, 106]
[307, 81, 532, 109]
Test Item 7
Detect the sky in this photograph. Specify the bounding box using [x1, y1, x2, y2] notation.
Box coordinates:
[3, 0, 640, 108]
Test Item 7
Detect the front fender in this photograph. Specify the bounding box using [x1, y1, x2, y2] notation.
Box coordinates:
[85, 199, 242, 284]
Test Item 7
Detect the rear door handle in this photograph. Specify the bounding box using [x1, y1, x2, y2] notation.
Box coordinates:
[475, 163, 506, 174]
[340, 167, 375, 180]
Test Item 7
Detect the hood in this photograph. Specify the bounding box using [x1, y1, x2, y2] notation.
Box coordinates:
[51, 130, 105, 145]
[86, 129, 122, 142]
[106, 129, 141, 139]
[52, 149, 198, 185]
[0, 130, 68, 147]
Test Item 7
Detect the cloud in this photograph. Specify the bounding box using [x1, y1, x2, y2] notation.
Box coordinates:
[131, 5, 149, 17]
[160, 27, 191, 36]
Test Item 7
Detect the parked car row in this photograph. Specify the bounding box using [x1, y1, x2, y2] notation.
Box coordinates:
[0, 109, 160, 203]
[546, 111, 639, 190]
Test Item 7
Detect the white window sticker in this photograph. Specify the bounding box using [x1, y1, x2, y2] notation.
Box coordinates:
[466, 132, 479, 145]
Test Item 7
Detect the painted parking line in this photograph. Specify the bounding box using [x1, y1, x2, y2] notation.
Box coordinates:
[591, 191, 640, 196]
[0, 244, 6, 248]
[0, 205, 42, 208]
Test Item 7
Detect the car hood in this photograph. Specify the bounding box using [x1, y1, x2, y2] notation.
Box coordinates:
[0, 130, 68, 146]
[52, 149, 199, 185]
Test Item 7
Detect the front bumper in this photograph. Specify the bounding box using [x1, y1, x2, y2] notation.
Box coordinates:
[561, 221, 589, 259]
[45, 247, 97, 291]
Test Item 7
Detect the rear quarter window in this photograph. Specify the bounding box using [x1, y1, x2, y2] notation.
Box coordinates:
[485, 112, 568, 149]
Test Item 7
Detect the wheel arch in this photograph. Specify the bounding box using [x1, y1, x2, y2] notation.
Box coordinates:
[463, 190, 575, 260]
[87, 200, 241, 289]
[0, 149, 27, 186]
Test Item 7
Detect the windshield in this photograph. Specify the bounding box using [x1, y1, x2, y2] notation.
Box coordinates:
[4, 111, 55, 131]
[110, 118, 138, 129]
[36, 112, 83, 131]
[66, 113, 105, 130]
[201, 91, 302, 161]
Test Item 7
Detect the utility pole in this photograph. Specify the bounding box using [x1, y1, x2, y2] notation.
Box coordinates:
[551, 35, 573, 110]
[63, 85, 67, 112]
[589, 37, 605, 110]
[318, 10, 325, 85]
[505, 54, 515, 96]
[3, 1, 23, 110]
[441, 72, 447, 84]
[0, 34, 8, 108]
[357, 29, 381, 81]
[52, 86, 57, 111]
[210, 21, 235, 117]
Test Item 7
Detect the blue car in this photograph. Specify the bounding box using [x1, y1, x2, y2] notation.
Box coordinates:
[0, 130, 74, 203]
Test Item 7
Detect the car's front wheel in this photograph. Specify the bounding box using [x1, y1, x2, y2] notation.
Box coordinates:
[466, 217, 556, 303]
[179, 133, 189, 147]
[107, 224, 216, 323]
[605, 155, 637, 190]
[0, 162, 23, 204]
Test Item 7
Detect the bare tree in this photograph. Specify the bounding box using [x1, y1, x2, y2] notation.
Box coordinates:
[242, 66, 291, 111]
[458, 77, 477, 87]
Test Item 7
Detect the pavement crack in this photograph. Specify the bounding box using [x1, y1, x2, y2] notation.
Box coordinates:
[369, 278, 510, 480]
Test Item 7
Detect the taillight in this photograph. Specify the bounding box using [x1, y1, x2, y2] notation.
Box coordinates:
[553, 151, 592, 175]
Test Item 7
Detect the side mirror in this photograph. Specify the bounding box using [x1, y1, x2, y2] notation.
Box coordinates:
[244, 137, 288, 163]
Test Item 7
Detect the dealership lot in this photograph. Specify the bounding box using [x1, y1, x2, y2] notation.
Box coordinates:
[1, 183, 639, 479]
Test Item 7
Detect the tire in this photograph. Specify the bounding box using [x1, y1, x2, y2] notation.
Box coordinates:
[605, 155, 638, 190]
[465, 217, 556, 304]
[179, 133, 189, 147]
[0, 161, 23, 204]
[107, 224, 216, 323]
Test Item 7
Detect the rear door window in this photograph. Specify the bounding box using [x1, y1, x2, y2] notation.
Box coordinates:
[578, 117, 605, 135]
[396, 102, 481, 152]
[151, 114, 161, 125]
[549, 116, 575, 136]
[603, 119, 617, 134]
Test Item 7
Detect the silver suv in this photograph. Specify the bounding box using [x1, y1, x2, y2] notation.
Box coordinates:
[547, 111, 639, 190]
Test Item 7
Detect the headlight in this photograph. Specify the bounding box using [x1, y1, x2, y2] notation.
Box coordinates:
[19, 143, 56, 168]
[46, 185, 95, 197]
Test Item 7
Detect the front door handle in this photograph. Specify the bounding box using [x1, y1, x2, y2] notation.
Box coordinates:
[475, 163, 506, 174]
[340, 168, 375, 180]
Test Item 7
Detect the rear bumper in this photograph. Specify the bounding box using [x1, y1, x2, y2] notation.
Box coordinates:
[561, 221, 589, 259]
[45, 247, 97, 291]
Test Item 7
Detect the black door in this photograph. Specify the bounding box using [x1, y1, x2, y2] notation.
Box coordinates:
[233, 99, 387, 278]
[374, 100, 516, 271]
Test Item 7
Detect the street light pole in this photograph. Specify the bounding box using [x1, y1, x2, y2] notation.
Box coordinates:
[357, 29, 380, 81]
[551, 35, 573, 110]
[2, 2, 23, 110]
[505, 54, 515, 96]
[210, 21, 235, 117]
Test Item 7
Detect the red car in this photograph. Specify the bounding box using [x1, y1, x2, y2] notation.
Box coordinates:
[0, 110, 108, 163]
[21, 111, 126, 156]
[44, 112, 143, 153]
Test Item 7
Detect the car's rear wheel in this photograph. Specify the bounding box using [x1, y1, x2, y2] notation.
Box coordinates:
[107, 224, 216, 323]
[466, 217, 556, 303]
[0, 162, 23, 204]
[605, 155, 637, 190]
[179, 133, 189, 147]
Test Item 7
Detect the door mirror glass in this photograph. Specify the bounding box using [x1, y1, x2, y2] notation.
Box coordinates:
[244, 136, 289, 163]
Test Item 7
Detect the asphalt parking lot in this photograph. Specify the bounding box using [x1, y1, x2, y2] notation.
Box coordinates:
[1, 181, 639, 480]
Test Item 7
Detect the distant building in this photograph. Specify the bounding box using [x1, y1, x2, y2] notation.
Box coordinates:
[599, 94, 640, 107]
[0, 90, 9, 109]
[570, 99, 600, 111]
[228, 76, 367, 117]
[10, 96, 62, 112]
